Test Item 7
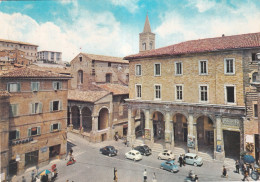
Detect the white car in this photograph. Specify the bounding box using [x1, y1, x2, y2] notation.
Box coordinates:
[158, 150, 175, 160]
[125, 150, 142, 162]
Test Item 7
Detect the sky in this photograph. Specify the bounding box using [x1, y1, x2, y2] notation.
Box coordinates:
[0, 0, 260, 62]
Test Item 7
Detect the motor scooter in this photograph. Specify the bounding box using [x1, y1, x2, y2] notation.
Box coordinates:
[67, 157, 76, 166]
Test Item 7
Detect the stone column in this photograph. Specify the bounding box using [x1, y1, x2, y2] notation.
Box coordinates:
[188, 113, 196, 153]
[79, 108, 83, 130]
[188, 113, 194, 136]
[144, 109, 152, 145]
[92, 116, 98, 131]
[214, 115, 224, 161]
[165, 111, 174, 149]
[193, 122, 198, 153]
[127, 108, 135, 145]
[69, 106, 73, 131]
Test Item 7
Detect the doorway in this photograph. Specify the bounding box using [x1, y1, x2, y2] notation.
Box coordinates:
[25, 150, 39, 167]
[223, 130, 240, 159]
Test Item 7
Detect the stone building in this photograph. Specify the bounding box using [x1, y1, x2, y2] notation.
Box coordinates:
[0, 49, 32, 68]
[0, 39, 38, 62]
[0, 91, 10, 181]
[124, 17, 260, 160]
[0, 67, 71, 176]
[68, 53, 129, 142]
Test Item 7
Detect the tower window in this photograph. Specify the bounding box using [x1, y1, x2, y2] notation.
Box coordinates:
[150, 42, 153, 50]
[142, 43, 146, 50]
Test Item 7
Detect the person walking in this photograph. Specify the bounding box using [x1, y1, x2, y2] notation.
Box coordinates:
[31, 170, 35, 182]
[152, 172, 157, 182]
[113, 167, 118, 182]
[143, 169, 147, 182]
[222, 165, 228, 177]
[235, 160, 240, 174]
[179, 155, 183, 167]
[242, 169, 249, 181]
[22, 176, 26, 182]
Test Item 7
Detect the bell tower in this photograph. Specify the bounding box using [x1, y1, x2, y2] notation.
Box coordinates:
[139, 14, 155, 52]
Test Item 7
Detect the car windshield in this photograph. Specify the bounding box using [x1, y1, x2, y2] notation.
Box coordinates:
[195, 155, 198, 159]
[136, 152, 140, 155]
[143, 145, 149, 150]
[108, 147, 115, 151]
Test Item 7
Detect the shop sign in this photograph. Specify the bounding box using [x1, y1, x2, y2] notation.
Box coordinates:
[41, 146, 48, 153]
[144, 129, 151, 140]
[245, 135, 254, 143]
[216, 140, 222, 152]
[0, 173, 5, 181]
[222, 118, 240, 127]
[187, 135, 195, 149]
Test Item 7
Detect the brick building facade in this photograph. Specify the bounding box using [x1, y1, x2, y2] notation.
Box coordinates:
[124, 17, 260, 161]
[0, 67, 71, 176]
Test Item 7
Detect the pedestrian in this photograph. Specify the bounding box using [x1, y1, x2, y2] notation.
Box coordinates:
[194, 175, 199, 182]
[242, 169, 249, 181]
[152, 172, 157, 182]
[235, 160, 240, 173]
[182, 154, 185, 166]
[31, 170, 35, 182]
[242, 163, 246, 174]
[114, 167, 118, 182]
[143, 169, 147, 182]
[179, 155, 183, 167]
[22, 176, 26, 182]
[222, 165, 228, 177]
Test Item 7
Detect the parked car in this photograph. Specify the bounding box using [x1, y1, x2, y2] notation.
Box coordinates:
[134, 145, 152, 156]
[158, 150, 175, 160]
[183, 153, 203, 166]
[99, 146, 118, 157]
[125, 150, 142, 162]
[160, 160, 179, 173]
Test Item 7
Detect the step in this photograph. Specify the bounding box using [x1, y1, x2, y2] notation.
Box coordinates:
[133, 139, 144, 147]
[151, 143, 164, 153]
[197, 152, 214, 161]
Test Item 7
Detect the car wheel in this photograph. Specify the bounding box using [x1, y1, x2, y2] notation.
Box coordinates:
[251, 171, 259, 181]
[171, 169, 174, 173]
[168, 158, 171, 161]
[109, 153, 112, 157]
[158, 156, 161, 160]
[160, 166, 163, 169]
[193, 163, 197, 167]
[144, 153, 146, 156]
[133, 158, 136, 162]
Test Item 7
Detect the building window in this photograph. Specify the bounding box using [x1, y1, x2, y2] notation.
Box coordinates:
[9, 130, 20, 140]
[252, 72, 258, 82]
[31, 82, 40, 92]
[254, 104, 258, 117]
[224, 58, 235, 74]
[135, 64, 142, 76]
[176, 85, 183, 101]
[252, 53, 257, 61]
[50, 123, 61, 132]
[50, 100, 62, 112]
[10, 104, 18, 117]
[199, 60, 208, 75]
[154, 85, 161, 100]
[78, 70, 83, 84]
[106, 74, 111, 83]
[7, 83, 21, 92]
[149, 42, 153, 50]
[200, 85, 208, 102]
[175, 62, 182, 75]
[28, 127, 41, 136]
[225, 86, 235, 103]
[79, 56, 82, 62]
[108, 62, 111, 67]
[154, 63, 161, 76]
[53, 81, 62, 90]
[30, 102, 42, 114]
[142, 43, 146, 50]
[126, 73, 129, 83]
[136, 84, 142, 98]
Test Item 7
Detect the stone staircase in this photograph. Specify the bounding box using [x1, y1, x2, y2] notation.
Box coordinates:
[224, 158, 236, 169]
[133, 139, 144, 147]
[151, 143, 164, 153]
[173, 146, 186, 156]
[198, 151, 214, 162]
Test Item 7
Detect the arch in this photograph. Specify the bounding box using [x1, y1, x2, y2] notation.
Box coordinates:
[172, 113, 188, 142]
[149, 41, 153, 50]
[194, 113, 215, 125]
[152, 111, 165, 141]
[78, 70, 83, 84]
[71, 106, 80, 130]
[82, 106, 92, 132]
[252, 72, 258, 82]
[98, 108, 109, 130]
[142, 42, 146, 50]
[135, 110, 145, 138]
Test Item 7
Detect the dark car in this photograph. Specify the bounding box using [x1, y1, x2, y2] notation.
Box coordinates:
[134, 145, 151, 156]
[100, 146, 118, 157]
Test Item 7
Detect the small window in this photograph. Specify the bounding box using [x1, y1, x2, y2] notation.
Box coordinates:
[31, 82, 40, 92]
[154, 63, 161, 76]
[136, 65, 142, 76]
[53, 81, 62, 90]
[10, 104, 18, 117]
[199, 60, 207, 74]
[154, 85, 161, 100]
[31, 102, 42, 114]
[136, 84, 142, 98]
[176, 85, 183, 100]
[50, 123, 61, 132]
[226, 86, 235, 103]
[28, 127, 41, 136]
[142, 43, 146, 50]
[224, 58, 235, 74]
[108, 62, 111, 67]
[252, 72, 258, 82]
[254, 104, 258, 117]
[200, 86, 208, 102]
[79, 57, 82, 62]
[252, 53, 257, 61]
[50, 100, 62, 112]
[7, 83, 21, 92]
[175, 62, 182, 75]
[78, 70, 83, 84]
[149, 42, 153, 50]
[9, 130, 20, 140]
[106, 74, 111, 83]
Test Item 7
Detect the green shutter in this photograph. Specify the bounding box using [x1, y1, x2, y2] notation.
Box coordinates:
[31, 82, 34, 91]
[50, 101, 53, 112]
[59, 82, 62, 90]
[39, 103, 42, 113]
[59, 100, 62, 110]
[14, 104, 18, 116]
[17, 83, 21, 92]
[9, 105, 13, 117]
[28, 128, 31, 137]
[37, 82, 40, 91]
[37, 127, 41, 135]
[31, 103, 35, 114]
[53, 82, 57, 90]
[50, 124, 53, 132]
[58, 122, 61, 130]
[16, 130, 20, 139]
[7, 83, 10, 92]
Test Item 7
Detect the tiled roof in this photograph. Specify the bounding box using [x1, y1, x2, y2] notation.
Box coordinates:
[0, 38, 38, 47]
[81, 53, 128, 64]
[0, 90, 10, 97]
[125, 32, 260, 60]
[0, 67, 71, 79]
[68, 89, 110, 102]
[97, 83, 129, 95]
[29, 64, 71, 75]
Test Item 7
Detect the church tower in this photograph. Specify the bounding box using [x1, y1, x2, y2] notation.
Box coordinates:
[139, 14, 155, 52]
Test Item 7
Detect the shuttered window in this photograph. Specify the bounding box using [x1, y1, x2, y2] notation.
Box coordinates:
[7, 83, 21, 92]
[31, 82, 40, 91]
[10, 104, 18, 117]
[28, 126, 41, 136]
[30, 102, 43, 114]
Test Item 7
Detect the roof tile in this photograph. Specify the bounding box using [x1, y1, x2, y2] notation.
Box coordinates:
[96, 83, 129, 95]
[68, 89, 110, 102]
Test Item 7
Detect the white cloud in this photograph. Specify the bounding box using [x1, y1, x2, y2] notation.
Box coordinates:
[189, 0, 216, 12]
[155, 2, 260, 48]
[0, 11, 135, 62]
[110, 0, 139, 13]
